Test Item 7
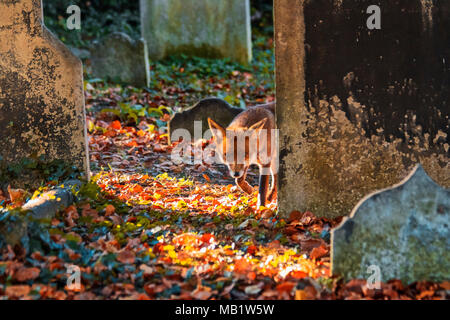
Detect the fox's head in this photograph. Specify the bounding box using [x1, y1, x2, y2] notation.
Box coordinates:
[207, 118, 267, 179]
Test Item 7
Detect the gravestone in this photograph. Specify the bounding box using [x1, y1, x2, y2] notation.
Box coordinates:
[274, 0, 449, 218]
[0, 0, 89, 179]
[331, 165, 450, 283]
[140, 0, 252, 64]
[168, 98, 242, 144]
[90, 32, 150, 87]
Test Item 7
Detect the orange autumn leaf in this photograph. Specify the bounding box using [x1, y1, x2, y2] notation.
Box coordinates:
[290, 270, 308, 279]
[13, 267, 40, 282]
[202, 174, 211, 182]
[440, 281, 450, 290]
[131, 185, 144, 193]
[201, 233, 215, 244]
[7, 185, 27, 205]
[295, 289, 308, 300]
[5, 285, 31, 298]
[234, 258, 251, 274]
[153, 243, 164, 254]
[310, 244, 328, 260]
[416, 290, 435, 299]
[104, 204, 115, 216]
[126, 140, 139, 147]
[110, 120, 122, 130]
[276, 281, 296, 294]
[247, 245, 257, 255]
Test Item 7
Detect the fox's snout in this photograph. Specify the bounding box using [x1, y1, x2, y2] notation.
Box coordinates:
[230, 170, 244, 179]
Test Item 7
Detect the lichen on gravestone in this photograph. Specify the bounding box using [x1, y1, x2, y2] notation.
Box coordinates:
[274, 0, 449, 219]
[0, 0, 89, 184]
[331, 165, 450, 284]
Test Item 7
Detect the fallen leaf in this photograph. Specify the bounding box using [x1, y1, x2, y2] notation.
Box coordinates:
[6, 285, 30, 298]
[105, 204, 115, 216]
[276, 282, 296, 294]
[110, 120, 122, 130]
[440, 281, 450, 291]
[289, 210, 303, 222]
[310, 244, 328, 260]
[116, 250, 136, 264]
[295, 289, 308, 300]
[13, 267, 40, 282]
[7, 185, 27, 205]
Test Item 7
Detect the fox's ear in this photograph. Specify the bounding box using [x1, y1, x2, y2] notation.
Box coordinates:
[249, 118, 267, 131]
[208, 118, 225, 139]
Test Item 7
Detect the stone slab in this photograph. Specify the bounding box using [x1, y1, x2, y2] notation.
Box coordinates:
[168, 98, 243, 144]
[140, 0, 252, 64]
[90, 32, 150, 87]
[274, 0, 449, 218]
[331, 165, 450, 284]
[0, 0, 89, 179]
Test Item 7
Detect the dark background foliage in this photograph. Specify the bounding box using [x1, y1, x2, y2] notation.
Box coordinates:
[43, 0, 273, 48]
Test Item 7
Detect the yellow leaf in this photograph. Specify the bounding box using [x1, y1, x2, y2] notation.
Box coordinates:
[295, 290, 307, 300]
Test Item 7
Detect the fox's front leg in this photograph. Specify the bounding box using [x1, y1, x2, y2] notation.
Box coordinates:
[257, 166, 271, 208]
[267, 173, 278, 202]
[236, 167, 253, 194]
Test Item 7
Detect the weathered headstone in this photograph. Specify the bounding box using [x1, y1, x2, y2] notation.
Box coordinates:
[274, 0, 449, 218]
[331, 165, 450, 283]
[69, 46, 90, 60]
[140, 0, 252, 64]
[90, 32, 150, 87]
[0, 0, 89, 179]
[168, 98, 242, 144]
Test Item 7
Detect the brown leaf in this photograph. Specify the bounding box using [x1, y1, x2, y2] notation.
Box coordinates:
[104, 204, 115, 216]
[276, 281, 296, 294]
[440, 281, 450, 291]
[116, 250, 136, 264]
[5, 285, 31, 298]
[7, 185, 27, 205]
[81, 204, 98, 218]
[310, 244, 328, 260]
[289, 210, 303, 222]
[300, 238, 324, 251]
[13, 267, 40, 282]
[416, 290, 435, 300]
[234, 258, 252, 274]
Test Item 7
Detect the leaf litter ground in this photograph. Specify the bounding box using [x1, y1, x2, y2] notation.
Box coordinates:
[0, 38, 448, 300]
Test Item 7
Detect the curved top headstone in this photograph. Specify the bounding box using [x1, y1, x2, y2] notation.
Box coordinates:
[140, 0, 252, 64]
[331, 164, 450, 284]
[0, 0, 89, 186]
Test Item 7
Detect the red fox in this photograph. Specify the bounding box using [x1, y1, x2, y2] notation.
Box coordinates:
[208, 102, 277, 208]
